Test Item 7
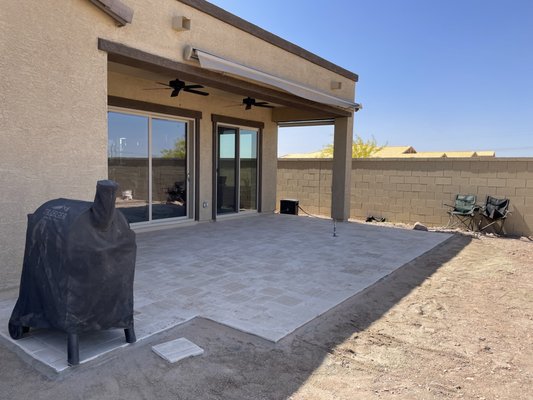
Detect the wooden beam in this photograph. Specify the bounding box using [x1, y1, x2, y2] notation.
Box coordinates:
[211, 114, 265, 129]
[108, 96, 202, 119]
[98, 39, 352, 118]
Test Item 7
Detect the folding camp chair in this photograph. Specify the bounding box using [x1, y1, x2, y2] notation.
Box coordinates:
[478, 196, 511, 235]
[445, 194, 479, 231]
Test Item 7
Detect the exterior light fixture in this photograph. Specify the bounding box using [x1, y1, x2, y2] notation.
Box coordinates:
[173, 16, 191, 32]
[331, 81, 343, 90]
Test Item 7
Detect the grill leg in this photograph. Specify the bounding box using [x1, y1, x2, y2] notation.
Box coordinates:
[8, 323, 29, 340]
[125, 325, 136, 343]
[67, 333, 80, 366]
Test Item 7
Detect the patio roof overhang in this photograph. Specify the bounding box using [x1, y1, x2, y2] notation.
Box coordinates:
[186, 47, 357, 109]
[98, 39, 352, 118]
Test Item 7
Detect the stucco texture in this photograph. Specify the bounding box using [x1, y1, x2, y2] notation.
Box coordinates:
[1, 1, 110, 289]
[1, 0, 353, 288]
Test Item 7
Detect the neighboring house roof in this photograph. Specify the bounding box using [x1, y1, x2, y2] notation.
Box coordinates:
[443, 151, 477, 158]
[281, 151, 324, 158]
[371, 146, 416, 157]
[476, 151, 496, 157]
[280, 146, 496, 159]
[375, 146, 496, 158]
[398, 151, 447, 158]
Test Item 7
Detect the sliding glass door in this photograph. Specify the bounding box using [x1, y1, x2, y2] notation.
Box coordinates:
[216, 125, 258, 215]
[217, 127, 237, 213]
[239, 129, 258, 211]
[151, 118, 188, 221]
[108, 110, 193, 224]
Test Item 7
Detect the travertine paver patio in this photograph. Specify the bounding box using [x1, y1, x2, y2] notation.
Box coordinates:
[0, 214, 451, 373]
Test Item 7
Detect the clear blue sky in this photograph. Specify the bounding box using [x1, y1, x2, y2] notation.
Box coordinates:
[209, 0, 533, 157]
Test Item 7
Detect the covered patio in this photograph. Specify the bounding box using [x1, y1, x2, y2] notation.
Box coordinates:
[0, 215, 450, 374]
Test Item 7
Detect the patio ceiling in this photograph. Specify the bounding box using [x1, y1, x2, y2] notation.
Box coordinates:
[107, 61, 283, 110]
[98, 39, 352, 118]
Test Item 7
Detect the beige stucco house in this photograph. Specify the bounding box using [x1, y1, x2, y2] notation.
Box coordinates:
[0, 0, 358, 288]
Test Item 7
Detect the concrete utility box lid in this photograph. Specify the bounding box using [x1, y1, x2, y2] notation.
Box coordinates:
[152, 338, 204, 363]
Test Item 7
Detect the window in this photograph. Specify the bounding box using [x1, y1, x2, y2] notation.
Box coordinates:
[108, 110, 193, 224]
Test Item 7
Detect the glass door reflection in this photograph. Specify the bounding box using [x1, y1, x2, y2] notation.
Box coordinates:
[152, 118, 188, 220]
[108, 111, 191, 224]
[108, 112, 149, 223]
[216, 125, 258, 215]
[239, 130, 257, 211]
[217, 127, 237, 214]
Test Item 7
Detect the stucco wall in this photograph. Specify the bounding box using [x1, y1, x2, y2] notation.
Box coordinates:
[0, 0, 110, 290]
[109, 0, 356, 100]
[277, 158, 533, 236]
[1, 0, 351, 290]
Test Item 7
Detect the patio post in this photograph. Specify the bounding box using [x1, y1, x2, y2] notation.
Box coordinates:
[331, 116, 353, 221]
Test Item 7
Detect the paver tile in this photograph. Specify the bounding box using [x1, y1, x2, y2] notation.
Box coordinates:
[0, 214, 450, 373]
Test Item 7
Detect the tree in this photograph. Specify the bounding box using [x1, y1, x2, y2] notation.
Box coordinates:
[319, 135, 384, 158]
[160, 138, 186, 159]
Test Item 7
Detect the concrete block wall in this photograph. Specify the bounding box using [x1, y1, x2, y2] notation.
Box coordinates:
[277, 158, 533, 236]
[277, 160, 333, 217]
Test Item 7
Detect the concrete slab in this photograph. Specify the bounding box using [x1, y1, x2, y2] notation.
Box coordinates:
[152, 338, 203, 363]
[0, 214, 451, 373]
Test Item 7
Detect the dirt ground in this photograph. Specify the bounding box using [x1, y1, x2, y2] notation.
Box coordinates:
[0, 230, 532, 399]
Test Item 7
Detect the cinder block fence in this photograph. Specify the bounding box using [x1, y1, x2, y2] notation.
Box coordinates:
[277, 158, 533, 236]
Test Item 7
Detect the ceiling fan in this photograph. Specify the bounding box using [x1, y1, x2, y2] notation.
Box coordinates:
[242, 97, 274, 110]
[144, 79, 209, 97]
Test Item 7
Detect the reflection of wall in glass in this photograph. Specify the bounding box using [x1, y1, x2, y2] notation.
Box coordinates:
[107, 112, 189, 223]
[240, 130, 257, 211]
[108, 112, 150, 223]
[217, 128, 237, 213]
[152, 118, 188, 221]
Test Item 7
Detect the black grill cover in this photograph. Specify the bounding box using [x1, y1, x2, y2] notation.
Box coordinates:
[9, 180, 136, 334]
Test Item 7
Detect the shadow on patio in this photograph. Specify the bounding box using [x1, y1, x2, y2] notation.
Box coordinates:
[0, 214, 467, 383]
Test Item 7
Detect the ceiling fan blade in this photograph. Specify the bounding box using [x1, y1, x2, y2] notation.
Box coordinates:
[245, 103, 252, 110]
[168, 79, 185, 87]
[184, 84, 204, 90]
[170, 88, 181, 97]
[143, 87, 172, 91]
[255, 103, 275, 108]
[184, 88, 209, 96]
[156, 82, 171, 87]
